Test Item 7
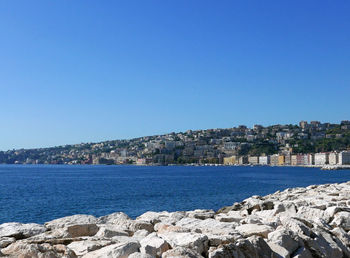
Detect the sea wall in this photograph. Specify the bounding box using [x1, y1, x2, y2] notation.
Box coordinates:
[1, 181, 350, 257]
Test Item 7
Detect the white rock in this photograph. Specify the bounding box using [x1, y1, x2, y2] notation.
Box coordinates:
[140, 233, 170, 257]
[162, 246, 204, 258]
[236, 224, 274, 238]
[45, 214, 98, 229]
[0, 222, 47, 239]
[176, 217, 237, 235]
[186, 209, 215, 220]
[158, 232, 208, 254]
[98, 212, 131, 224]
[330, 211, 350, 231]
[67, 239, 112, 256]
[81, 241, 140, 258]
[95, 225, 129, 238]
[0, 236, 16, 248]
[129, 252, 154, 258]
[267, 228, 299, 254]
[214, 211, 244, 223]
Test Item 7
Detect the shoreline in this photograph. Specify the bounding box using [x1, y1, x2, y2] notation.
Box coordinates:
[1, 181, 350, 257]
[2, 163, 350, 171]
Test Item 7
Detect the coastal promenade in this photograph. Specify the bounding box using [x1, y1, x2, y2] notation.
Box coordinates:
[2, 182, 350, 257]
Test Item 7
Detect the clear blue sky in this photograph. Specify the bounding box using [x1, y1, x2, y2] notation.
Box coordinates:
[0, 1, 349, 150]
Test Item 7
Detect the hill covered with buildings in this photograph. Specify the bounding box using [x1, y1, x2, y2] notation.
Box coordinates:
[1, 120, 350, 166]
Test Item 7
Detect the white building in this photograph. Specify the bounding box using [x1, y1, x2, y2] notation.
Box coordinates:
[259, 156, 270, 165]
[314, 153, 329, 166]
[328, 152, 339, 165]
[339, 151, 350, 165]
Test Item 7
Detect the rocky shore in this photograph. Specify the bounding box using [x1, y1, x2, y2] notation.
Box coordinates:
[2, 182, 350, 257]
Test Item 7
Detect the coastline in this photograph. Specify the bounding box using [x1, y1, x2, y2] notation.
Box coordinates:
[2, 181, 350, 257]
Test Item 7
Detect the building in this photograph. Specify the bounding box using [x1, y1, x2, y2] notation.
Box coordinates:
[291, 155, 298, 166]
[284, 154, 291, 165]
[307, 154, 314, 165]
[248, 156, 259, 165]
[259, 156, 270, 165]
[278, 155, 285, 166]
[223, 156, 237, 165]
[314, 153, 329, 166]
[299, 121, 308, 129]
[339, 151, 350, 165]
[270, 154, 279, 166]
[239, 156, 248, 165]
[328, 152, 339, 165]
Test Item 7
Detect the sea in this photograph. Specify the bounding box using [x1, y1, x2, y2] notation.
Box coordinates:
[0, 165, 350, 224]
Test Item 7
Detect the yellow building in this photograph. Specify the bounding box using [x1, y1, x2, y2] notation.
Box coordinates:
[278, 155, 285, 166]
[223, 156, 237, 165]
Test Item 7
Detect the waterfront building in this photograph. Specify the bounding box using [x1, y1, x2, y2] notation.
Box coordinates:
[291, 155, 297, 166]
[284, 154, 291, 165]
[270, 154, 279, 166]
[329, 152, 339, 165]
[223, 156, 237, 165]
[259, 156, 270, 165]
[339, 151, 350, 165]
[314, 153, 329, 165]
[278, 155, 285, 166]
[239, 156, 248, 165]
[307, 154, 315, 165]
[248, 156, 259, 165]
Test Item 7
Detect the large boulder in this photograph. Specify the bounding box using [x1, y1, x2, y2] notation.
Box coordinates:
[186, 209, 215, 220]
[139, 233, 170, 257]
[1, 241, 77, 258]
[95, 225, 130, 238]
[0, 236, 16, 248]
[136, 211, 185, 225]
[97, 212, 131, 224]
[214, 211, 244, 223]
[45, 215, 98, 230]
[158, 232, 208, 255]
[66, 224, 99, 238]
[0, 222, 47, 239]
[162, 246, 204, 258]
[175, 217, 237, 235]
[81, 241, 140, 258]
[267, 228, 299, 255]
[67, 239, 112, 256]
[330, 211, 350, 231]
[236, 224, 274, 238]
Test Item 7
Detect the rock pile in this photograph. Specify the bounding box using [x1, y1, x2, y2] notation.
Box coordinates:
[2, 181, 350, 257]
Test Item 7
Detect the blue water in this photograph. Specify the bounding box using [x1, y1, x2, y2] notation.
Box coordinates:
[0, 165, 350, 224]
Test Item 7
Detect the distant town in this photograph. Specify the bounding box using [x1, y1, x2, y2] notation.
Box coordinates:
[1, 120, 350, 167]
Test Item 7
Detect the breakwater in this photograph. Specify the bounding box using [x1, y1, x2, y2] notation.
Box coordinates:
[1, 181, 350, 257]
